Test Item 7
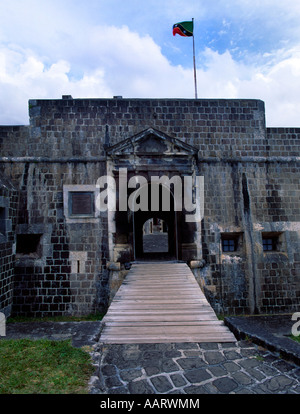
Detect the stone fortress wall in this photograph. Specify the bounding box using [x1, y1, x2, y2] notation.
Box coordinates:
[0, 97, 299, 317]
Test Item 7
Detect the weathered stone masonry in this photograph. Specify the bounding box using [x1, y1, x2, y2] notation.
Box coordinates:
[0, 97, 299, 317]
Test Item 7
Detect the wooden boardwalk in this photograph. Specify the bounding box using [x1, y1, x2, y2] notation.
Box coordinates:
[100, 262, 236, 344]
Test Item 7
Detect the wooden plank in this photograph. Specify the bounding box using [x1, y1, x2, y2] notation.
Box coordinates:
[106, 311, 216, 316]
[103, 315, 219, 322]
[104, 327, 232, 335]
[108, 303, 213, 308]
[105, 321, 225, 327]
[100, 262, 236, 344]
[100, 335, 236, 344]
[116, 289, 203, 294]
[110, 298, 208, 303]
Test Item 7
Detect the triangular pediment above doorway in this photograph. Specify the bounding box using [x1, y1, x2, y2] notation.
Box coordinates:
[106, 128, 197, 156]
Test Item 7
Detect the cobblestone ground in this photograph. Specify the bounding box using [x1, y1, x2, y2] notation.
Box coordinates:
[89, 341, 300, 394]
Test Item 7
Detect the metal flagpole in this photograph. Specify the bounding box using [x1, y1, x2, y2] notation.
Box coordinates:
[192, 18, 198, 99]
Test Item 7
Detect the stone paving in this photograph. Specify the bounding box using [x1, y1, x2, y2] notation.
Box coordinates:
[89, 340, 300, 394]
[2, 320, 300, 394]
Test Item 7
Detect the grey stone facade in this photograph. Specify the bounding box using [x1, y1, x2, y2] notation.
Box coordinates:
[0, 173, 18, 317]
[0, 97, 299, 317]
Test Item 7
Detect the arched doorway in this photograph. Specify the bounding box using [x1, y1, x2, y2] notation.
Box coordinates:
[106, 128, 201, 264]
[132, 183, 178, 261]
[143, 218, 168, 254]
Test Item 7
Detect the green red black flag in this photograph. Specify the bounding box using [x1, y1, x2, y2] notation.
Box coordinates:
[173, 19, 198, 98]
[173, 21, 194, 37]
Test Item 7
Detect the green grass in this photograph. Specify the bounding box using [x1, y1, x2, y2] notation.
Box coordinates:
[290, 335, 300, 344]
[7, 312, 104, 324]
[0, 339, 94, 394]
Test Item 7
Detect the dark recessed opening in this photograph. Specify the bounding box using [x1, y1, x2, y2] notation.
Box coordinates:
[221, 233, 242, 253]
[222, 238, 237, 252]
[16, 234, 42, 256]
[262, 233, 281, 252]
[0, 207, 6, 235]
[263, 238, 275, 251]
[143, 218, 169, 253]
[69, 192, 94, 216]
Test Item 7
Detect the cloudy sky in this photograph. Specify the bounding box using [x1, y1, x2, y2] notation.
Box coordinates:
[1, 0, 300, 126]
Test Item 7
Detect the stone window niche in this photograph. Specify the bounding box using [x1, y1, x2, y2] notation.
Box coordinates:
[221, 233, 243, 254]
[262, 232, 284, 252]
[0, 207, 6, 237]
[16, 234, 43, 258]
[63, 185, 99, 223]
[69, 192, 94, 217]
[0, 197, 11, 243]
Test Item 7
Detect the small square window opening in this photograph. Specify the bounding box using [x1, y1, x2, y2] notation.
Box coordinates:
[0, 207, 6, 235]
[16, 234, 42, 256]
[262, 235, 280, 252]
[221, 233, 243, 253]
[222, 238, 236, 252]
[69, 192, 94, 216]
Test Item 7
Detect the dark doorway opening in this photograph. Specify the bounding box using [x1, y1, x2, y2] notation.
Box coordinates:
[143, 218, 169, 254]
[133, 183, 178, 261]
[16, 234, 43, 257]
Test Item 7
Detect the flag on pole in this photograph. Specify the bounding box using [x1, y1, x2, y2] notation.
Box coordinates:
[173, 19, 198, 99]
[173, 21, 194, 37]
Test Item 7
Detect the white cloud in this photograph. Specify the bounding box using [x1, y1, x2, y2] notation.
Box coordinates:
[0, 1, 300, 127]
[0, 45, 113, 124]
[194, 47, 300, 126]
[1, 35, 300, 127]
[0, 25, 197, 124]
[83, 25, 195, 98]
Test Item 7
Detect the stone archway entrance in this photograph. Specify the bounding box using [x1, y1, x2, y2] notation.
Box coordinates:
[105, 128, 202, 265]
[132, 182, 178, 261]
